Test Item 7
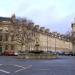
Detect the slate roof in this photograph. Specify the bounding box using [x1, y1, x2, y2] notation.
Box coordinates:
[0, 17, 11, 22]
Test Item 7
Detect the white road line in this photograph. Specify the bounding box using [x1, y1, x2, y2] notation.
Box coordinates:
[15, 68, 25, 73]
[0, 64, 2, 66]
[40, 69, 49, 71]
[14, 64, 25, 68]
[15, 65, 32, 73]
[0, 69, 10, 74]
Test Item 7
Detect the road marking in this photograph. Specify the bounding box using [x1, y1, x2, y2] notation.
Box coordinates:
[0, 64, 2, 66]
[15, 65, 32, 73]
[40, 69, 49, 71]
[13, 64, 25, 68]
[0, 69, 10, 74]
[0, 64, 32, 73]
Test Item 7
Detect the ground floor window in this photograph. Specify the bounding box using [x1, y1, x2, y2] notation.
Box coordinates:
[5, 34, 9, 41]
[11, 45, 14, 50]
[0, 43, 2, 46]
[0, 47, 2, 52]
[0, 35, 2, 41]
[5, 45, 8, 50]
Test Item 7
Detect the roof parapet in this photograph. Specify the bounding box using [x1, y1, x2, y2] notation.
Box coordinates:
[34, 25, 39, 31]
[45, 29, 49, 33]
[40, 27, 45, 32]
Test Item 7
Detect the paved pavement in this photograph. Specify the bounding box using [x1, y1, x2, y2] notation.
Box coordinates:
[0, 56, 75, 75]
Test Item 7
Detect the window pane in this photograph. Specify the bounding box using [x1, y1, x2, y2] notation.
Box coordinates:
[5, 45, 8, 50]
[11, 45, 14, 50]
[0, 35, 2, 41]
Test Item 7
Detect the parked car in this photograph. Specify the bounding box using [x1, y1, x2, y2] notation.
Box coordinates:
[73, 53, 75, 56]
[56, 51, 65, 55]
[47, 50, 56, 54]
[64, 52, 73, 56]
[2, 50, 15, 56]
[14, 52, 18, 56]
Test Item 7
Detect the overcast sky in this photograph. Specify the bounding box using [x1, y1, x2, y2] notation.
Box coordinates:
[0, 0, 75, 34]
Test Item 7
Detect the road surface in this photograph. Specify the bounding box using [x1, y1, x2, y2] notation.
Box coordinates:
[0, 56, 75, 75]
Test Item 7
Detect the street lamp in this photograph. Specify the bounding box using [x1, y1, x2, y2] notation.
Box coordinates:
[55, 35, 57, 53]
[53, 32, 57, 53]
[45, 29, 49, 52]
[47, 33, 48, 51]
[34, 25, 40, 51]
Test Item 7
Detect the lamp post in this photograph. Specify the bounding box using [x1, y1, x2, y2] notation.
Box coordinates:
[45, 29, 49, 52]
[68, 34, 70, 52]
[54, 33, 57, 53]
[47, 34, 48, 51]
[55, 35, 56, 53]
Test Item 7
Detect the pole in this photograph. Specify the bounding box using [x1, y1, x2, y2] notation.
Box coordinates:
[47, 34, 48, 51]
[55, 36, 56, 53]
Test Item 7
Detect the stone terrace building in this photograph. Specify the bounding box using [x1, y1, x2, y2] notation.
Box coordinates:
[0, 14, 72, 53]
[71, 20, 75, 53]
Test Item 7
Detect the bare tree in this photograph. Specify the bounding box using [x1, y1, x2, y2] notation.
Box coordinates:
[12, 18, 35, 52]
[65, 30, 72, 41]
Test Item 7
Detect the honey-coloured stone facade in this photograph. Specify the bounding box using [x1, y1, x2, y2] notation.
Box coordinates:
[0, 14, 72, 53]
